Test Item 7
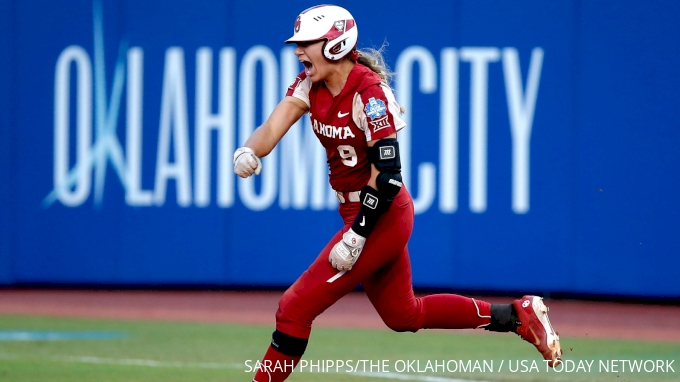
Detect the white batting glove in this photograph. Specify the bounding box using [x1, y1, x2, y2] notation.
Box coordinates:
[329, 229, 366, 271]
[233, 147, 262, 178]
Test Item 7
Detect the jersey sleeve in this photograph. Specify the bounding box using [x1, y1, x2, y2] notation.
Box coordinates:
[352, 83, 406, 141]
[285, 71, 312, 108]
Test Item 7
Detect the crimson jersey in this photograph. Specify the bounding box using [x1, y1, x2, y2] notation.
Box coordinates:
[286, 64, 406, 192]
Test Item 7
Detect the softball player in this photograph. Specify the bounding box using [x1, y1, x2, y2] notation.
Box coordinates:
[234, 5, 562, 381]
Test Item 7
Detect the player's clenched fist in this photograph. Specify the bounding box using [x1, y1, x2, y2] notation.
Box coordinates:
[329, 229, 366, 271]
[233, 147, 263, 178]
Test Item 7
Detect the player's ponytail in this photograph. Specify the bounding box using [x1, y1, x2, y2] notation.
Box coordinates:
[355, 46, 392, 83]
[354, 44, 406, 114]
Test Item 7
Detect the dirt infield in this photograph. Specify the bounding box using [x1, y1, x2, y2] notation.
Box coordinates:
[0, 290, 679, 342]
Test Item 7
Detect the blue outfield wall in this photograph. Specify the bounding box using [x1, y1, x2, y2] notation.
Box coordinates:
[1, 0, 679, 298]
[0, 0, 13, 284]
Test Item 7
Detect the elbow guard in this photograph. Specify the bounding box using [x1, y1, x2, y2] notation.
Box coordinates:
[376, 172, 403, 201]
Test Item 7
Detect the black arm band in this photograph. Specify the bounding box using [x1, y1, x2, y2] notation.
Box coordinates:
[367, 138, 401, 173]
[351, 185, 391, 237]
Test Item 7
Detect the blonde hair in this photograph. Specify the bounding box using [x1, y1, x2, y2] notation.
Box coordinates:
[354, 44, 405, 114]
[356, 46, 394, 84]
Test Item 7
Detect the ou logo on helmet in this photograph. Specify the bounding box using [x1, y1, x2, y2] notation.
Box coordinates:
[334, 20, 345, 31]
[294, 16, 301, 33]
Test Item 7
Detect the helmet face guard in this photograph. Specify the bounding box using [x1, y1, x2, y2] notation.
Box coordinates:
[285, 5, 358, 61]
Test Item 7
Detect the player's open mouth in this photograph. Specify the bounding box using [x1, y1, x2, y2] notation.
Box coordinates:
[301, 60, 313, 75]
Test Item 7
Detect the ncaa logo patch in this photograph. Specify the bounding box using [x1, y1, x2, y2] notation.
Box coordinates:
[379, 146, 395, 160]
[364, 97, 386, 120]
[365, 97, 390, 132]
[363, 193, 379, 210]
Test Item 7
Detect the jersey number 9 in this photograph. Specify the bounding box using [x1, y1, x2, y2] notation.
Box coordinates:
[337, 145, 357, 167]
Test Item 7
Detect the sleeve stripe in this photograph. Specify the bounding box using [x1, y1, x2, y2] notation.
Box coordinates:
[380, 83, 406, 132]
[286, 72, 311, 108]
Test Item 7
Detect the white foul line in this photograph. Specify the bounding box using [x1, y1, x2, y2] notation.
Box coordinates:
[62, 355, 242, 369]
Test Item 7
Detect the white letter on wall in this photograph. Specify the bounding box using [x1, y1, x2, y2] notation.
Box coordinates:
[126, 47, 153, 206]
[439, 48, 458, 213]
[154, 47, 192, 207]
[195, 47, 236, 207]
[54, 46, 92, 206]
[238, 46, 278, 211]
[395, 46, 437, 214]
[503, 47, 543, 214]
[460, 47, 500, 213]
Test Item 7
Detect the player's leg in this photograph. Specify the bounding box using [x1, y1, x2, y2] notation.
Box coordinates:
[362, 247, 494, 332]
[274, 201, 413, 337]
[252, 229, 348, 382]
[359, 187, 494, 331]
[363, 250, 562, 366]
[253, 202, 412, 382]
[361, 187, 561, 365]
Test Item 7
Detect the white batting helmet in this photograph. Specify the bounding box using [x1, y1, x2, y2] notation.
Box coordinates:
[285, 5, 358, 61]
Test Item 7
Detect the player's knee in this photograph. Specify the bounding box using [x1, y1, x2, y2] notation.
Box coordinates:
[275, 287, 314, 335]
[384, 320, 420, 333]
[381, 309, 422, 333]
[275, 288, 299, 322]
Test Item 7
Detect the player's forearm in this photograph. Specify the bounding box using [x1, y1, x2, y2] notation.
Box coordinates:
[350, 136, 402, 239]
[243, 97, 308, 158]
[243, 123, 280, 158]
[367, 164, 379, 190]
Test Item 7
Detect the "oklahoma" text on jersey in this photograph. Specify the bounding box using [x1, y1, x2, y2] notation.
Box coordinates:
[311, 117, 357, 140]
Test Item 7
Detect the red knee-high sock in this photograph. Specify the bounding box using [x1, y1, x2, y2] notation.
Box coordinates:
[252, 345, 301, 382]
[421, 294, 491, 329]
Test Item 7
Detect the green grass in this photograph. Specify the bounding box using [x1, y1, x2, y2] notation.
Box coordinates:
[0, 315, 678, 381]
